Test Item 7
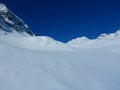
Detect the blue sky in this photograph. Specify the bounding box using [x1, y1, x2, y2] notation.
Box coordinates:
[1, 0, 120, 42]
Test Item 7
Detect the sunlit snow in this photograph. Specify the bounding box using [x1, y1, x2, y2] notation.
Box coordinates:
[0, 29, 120, 90]
[0, 2, 120, 90]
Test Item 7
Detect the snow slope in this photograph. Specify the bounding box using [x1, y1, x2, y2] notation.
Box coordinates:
[0, 30, 72, 51]
[0, 30, 120, 90]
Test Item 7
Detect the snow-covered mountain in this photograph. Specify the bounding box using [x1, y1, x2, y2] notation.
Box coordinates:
[0, 3, 120, 90]
[0, 3, 34, 36]
[67, 30, 120, 50]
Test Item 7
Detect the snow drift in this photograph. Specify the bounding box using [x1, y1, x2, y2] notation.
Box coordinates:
[0, 38, 120, 90]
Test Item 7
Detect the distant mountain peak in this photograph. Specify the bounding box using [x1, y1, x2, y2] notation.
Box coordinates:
[97, 30, 120, 39]
[0, 3, 34, 36]
[114, 30, 120, 37]
[67, 30, 120, 49]
[0, 3, 8, 12]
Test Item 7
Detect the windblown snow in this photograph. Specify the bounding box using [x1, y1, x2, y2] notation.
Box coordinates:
[0, 2, 120, 90]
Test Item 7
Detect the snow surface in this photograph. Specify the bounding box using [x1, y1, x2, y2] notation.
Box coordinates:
[0, 29, 120, 90]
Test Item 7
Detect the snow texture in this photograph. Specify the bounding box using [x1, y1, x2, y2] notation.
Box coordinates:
[0, 29, 120, 90]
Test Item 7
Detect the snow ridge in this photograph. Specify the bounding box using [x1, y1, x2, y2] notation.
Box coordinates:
[67, 30, 120, 50]
[0, 32, 72, 51]
[97, 30, 120, 39]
